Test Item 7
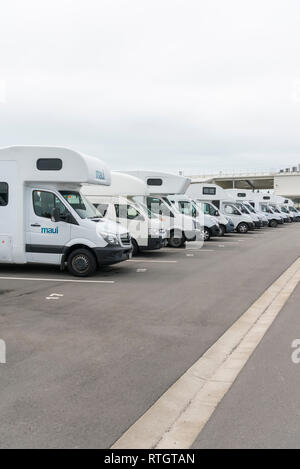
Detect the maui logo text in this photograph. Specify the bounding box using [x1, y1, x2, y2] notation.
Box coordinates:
[41, 227, 59, 234]
[96, 170, 105, 180]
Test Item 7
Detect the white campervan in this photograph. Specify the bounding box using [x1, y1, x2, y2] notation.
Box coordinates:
[0, 146, 132, 276]
[267, 195, 292, 223]
[125, 171, 201, 248]
[283, 198, 300, 221]
[186, 183, 254, 234]
[226, 189, 268, 228]
[82, 172, 167, 255]
[246, 192, 284, 227]
[225, 189, 269, 227]
[166, 194, 219, 241]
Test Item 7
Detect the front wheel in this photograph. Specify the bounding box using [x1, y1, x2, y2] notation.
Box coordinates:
[237, 222, 249, 234]
[168, 230, 185, 248]
[269, 219, 278, 228]
[131, 238, 139, 256]
[204, 227, 211, 241]
[219, 225, 226, 237]
[67, 249, 97, 277]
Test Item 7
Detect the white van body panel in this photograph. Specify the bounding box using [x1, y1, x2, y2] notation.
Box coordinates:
[82, 173, 167, 249]
[123, 171, 198, 242]
[125, 171, 191, 195]
[186, 183, 253, 230]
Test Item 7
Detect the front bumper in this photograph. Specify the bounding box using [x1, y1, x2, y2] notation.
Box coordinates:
[93, 246, 132, 266]
[140, 235, 165, 251]
[225, 221, 235, 233]
[254, 221, 261, 229]
[248, 222, 255, 230]
[210, 224, 221, 237]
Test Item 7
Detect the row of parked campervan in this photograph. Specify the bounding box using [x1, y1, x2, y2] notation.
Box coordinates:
[0, 146, 298, 277]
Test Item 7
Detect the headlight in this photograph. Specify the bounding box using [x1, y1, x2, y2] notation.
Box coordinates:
[100, 232, 120, 246]
[148, 227, 160, 237]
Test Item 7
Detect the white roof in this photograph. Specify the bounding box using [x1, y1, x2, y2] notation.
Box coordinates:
[124, 171, 191, 195]
[82, 171, 149, 197]
[0, 146, 111, 186]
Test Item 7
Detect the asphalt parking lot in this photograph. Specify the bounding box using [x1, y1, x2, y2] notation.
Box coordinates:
[1, 223, 300, 448]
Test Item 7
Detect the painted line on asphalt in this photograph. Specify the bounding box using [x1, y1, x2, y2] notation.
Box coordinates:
[112, 257, 300, 449]
[127, 260, 178, 264]
[0, 276, 115, 284]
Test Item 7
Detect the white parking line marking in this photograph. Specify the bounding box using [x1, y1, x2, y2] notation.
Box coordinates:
[127, 260, 177, 264]
[112, 257, 300, 450]
[136, 268, 147, 273]
[0, 276, 115, 284]
[46, 293, 64, 300]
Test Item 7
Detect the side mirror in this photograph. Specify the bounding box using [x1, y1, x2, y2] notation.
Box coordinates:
[214, 210, 220, 216]
[51, 207, 61, 223]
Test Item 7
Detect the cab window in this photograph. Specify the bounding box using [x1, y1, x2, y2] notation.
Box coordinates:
[147, 197, 174, 217]
[115, 204, 143, 220]
[33, 190, 69, 219]
[0, 182, 8, 206]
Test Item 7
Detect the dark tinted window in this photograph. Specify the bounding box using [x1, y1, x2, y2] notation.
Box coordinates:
[0, 182, 8, 206]
[95, 203, 109, 217]
[203, 187, 216, 195]
[37, 158, 63, 171]
[147, 178, 163, 186]
[237, 193, 246, 197]
[33, 191, 68, 219]
[263, 196, 270, 200]
[114, 204, 143, 220]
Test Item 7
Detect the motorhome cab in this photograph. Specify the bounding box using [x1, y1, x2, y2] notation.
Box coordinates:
[166, 194, 219, 241]
[225, 189, 268, 227]
[247, 192, 283, 227]
[186, 187, 235, 236]
[196, 201, 235, 236]
[186, 183, 254, 234]
[283, 198, 300, 221]
[82, 171, 167, 255]
[0, 146, 132, 277]
[125, 171, 201, 248]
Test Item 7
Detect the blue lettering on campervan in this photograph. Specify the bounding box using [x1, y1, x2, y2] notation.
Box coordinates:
[96, 170, 105, 180]
[41, 227, 58, 234]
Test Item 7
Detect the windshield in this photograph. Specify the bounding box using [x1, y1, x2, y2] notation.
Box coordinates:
[270, 204, 281, 213]
[235, 202, 249, 214]
[147, 197, 175, 217]
[134, 200, 157, 219]
[223, 203, 241, 216]
[199, 201, 218, 216]
[244, 203, 255, 213]
[60, 191, 102, 219]
[262, 205, 273, 213]
[173, 200, 198, 217]
[281, 206, 289, 213]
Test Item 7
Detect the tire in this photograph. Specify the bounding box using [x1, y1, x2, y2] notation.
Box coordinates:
[132, 238, 139, 256]
[219, 225, 226, 237]
[269, 219, 278, 228]
[168, 230, 185, 248]
[237, 222, 249, 234]
[204, 227, 211, 241]
[67, 248, 97, 277]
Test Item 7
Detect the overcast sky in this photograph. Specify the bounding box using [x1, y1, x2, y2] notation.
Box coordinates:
[1, 0, 300, 174]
